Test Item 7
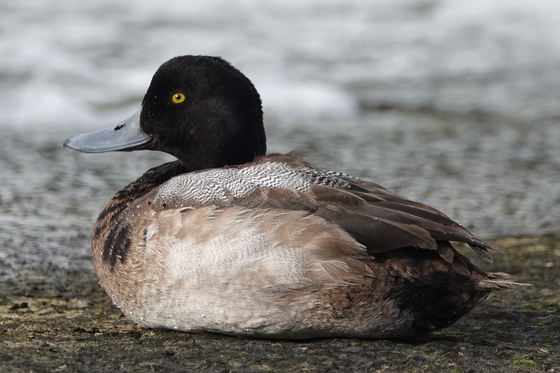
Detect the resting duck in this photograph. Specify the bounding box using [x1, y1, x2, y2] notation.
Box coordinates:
[64, 55, 517, 339]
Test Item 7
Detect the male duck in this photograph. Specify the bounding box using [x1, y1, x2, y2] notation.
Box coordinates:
[64, 55, 517, 339]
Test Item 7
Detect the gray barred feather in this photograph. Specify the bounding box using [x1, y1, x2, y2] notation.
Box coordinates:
[153, 162, 351, 210]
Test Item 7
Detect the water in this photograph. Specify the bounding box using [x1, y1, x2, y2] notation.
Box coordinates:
[3, 0, 560, 127]
[1, 0, 559, 284]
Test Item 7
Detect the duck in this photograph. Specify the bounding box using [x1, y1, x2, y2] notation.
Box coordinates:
[63, 55, 518, 339]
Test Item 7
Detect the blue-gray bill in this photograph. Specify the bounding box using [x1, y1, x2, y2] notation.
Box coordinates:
[63, 107, 152, 153]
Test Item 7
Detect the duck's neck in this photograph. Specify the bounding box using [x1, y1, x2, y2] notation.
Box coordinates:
[158, 113, 267, 171]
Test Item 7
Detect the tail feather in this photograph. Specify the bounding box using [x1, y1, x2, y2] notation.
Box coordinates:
[477, 272, 527, 290]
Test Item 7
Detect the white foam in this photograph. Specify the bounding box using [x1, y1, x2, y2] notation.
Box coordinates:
[255, 77, 360, 123]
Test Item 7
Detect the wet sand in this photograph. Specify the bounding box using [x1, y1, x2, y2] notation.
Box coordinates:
[1, 235, 558, 372]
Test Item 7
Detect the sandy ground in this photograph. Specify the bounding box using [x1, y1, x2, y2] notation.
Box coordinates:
[0, 235, 558, 373]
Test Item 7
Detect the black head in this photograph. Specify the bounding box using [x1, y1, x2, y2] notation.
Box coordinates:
[141, 56, 266, 169]
[64, 55, 266, 171]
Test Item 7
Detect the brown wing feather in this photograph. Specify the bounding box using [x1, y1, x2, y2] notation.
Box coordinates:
[308, 180, 500, 262]
[314, 205, 438, 252]
[249, 175, 499, 262]
[148, 155, 501, 263]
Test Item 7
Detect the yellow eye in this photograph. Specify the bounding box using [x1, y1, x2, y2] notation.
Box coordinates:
[171, 93, 186, 104]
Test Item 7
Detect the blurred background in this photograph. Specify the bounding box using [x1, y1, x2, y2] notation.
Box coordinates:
[1, 0, 559, 285]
